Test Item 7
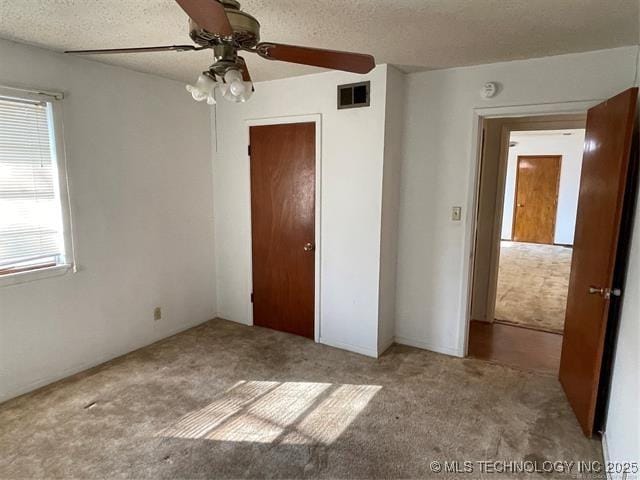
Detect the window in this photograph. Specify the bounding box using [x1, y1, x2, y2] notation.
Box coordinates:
[0, 86, 73, 283]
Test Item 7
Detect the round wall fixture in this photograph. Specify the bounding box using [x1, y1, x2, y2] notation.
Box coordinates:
[481, 82, 499, 99]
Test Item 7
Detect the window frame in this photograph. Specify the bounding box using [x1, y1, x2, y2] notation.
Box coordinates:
[0, 85, 75, 287]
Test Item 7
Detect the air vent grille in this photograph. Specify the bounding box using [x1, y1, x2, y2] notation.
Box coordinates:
[337, 81, 370, 109]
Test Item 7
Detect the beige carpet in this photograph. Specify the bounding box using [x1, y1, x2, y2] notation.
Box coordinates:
[496, 241, 572, 333]
[0, 319, 601, 479]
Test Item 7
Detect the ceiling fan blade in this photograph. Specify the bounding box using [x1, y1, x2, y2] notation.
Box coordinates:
[65, 45, 203, 55]
[256, 43, 375, 74]
[175, 0, 234, 37]
[238, 57, 251, 82]
[237, 56, 255, 91]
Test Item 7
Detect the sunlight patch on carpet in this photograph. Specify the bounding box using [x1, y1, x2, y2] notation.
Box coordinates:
[158, 381, 381, 445]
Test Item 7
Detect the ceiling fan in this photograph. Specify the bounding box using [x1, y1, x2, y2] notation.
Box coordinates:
[65, 0, 376, 104]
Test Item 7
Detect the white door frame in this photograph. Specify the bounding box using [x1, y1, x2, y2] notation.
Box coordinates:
[459, 99, 602, 356]
[244, 114, 322, 342]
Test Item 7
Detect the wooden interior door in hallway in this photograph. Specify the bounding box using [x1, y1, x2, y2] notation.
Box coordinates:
[249, 122, 316, 339]
[559, 87, 638, 437]
[512, 155, 561, 244]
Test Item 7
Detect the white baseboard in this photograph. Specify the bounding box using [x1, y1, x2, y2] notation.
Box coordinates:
[394, 335, 463, 358]
[0, 352, 115, 404]
[0, 318, 209, 404]
[217, 314, 252, 326]
[319, 336, 378, 358]
[378, 336, 395, 356]
[601, 431, 612, 480]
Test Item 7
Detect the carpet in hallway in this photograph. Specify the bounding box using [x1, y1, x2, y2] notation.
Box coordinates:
[495, 241, 572, 333]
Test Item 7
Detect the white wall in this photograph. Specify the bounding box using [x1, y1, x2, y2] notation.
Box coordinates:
[501, 130, 586, 244]
[0, 39, 216, 402]
[605, 199, 640, 467]
[395, 46, 639, 357]
[604, 45, 639, 469]
[212, 66, 389, 357]
[378, 66, 405, 354]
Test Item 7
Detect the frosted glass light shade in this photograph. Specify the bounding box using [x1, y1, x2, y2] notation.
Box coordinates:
[186, 74, 216, 104]
[221, 69, 253, 103]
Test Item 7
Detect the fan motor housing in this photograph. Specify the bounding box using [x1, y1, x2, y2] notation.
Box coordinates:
[189, 5, 260, 49]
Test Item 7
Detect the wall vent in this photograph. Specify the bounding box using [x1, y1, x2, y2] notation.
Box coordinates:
[337, 81, 370, 110]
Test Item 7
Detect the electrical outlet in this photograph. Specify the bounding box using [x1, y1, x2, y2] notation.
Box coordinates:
[452, 206, 462, 221]
[153, 307, 162, 321]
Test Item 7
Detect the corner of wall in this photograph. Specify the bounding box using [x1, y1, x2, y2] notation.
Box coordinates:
[378, 65, 408, 353]
[209, 103, 219, 318]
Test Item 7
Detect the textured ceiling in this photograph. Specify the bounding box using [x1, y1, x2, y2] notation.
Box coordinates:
[0, 0, 638, 84]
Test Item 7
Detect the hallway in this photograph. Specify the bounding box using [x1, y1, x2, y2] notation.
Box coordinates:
[495, 241, 573, 333]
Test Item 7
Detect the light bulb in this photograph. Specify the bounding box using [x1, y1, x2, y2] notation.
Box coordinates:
[229, 80, 246, 96]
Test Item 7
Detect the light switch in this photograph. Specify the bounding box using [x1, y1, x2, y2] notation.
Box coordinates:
[452, 207, 462, 221]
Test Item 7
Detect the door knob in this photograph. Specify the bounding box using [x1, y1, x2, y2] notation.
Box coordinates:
[303, 242, 315, 252]
[517, 203, 524, 207]
[589, 286, 606, 296]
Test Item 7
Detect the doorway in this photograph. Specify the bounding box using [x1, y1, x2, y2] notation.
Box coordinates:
[249, 121, 317, 339]
[494, 129, 586, 335]
[468, 119, 586, 369]
[470, 117, 586, 347]
[467, 88, 638, 437]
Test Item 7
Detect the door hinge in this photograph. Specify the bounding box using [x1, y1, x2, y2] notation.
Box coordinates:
[248, 144, 251, 156]
[251, 292, 254, 303]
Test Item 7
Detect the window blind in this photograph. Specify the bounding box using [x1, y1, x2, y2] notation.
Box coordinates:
[0, 96, 64, 270]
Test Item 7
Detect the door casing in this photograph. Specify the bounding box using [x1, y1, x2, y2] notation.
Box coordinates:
[245, 114, 322, 342]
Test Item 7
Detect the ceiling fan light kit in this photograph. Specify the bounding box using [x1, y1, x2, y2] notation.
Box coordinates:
[186, 73, 217, 104]
[64, 0, 375, 105]
[219, 69, 254, 103]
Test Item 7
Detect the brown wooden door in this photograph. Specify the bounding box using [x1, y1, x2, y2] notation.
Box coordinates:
[249, 122, 316, 339]
[559, 88, 638, 436]
[512, 155, 561, 244]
